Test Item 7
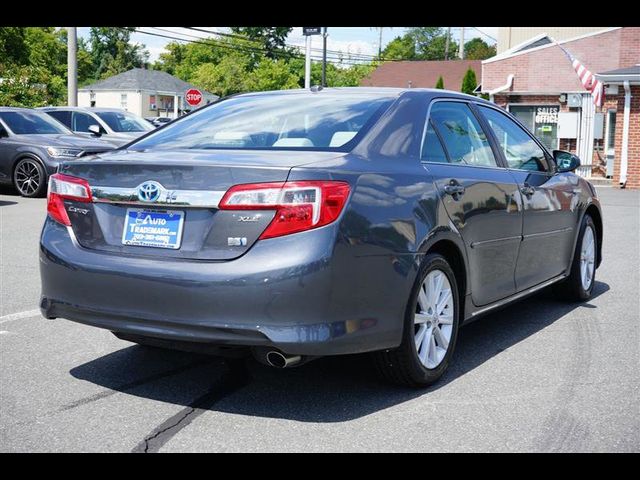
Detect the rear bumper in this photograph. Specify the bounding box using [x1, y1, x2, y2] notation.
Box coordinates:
[39, 218, 406, 356]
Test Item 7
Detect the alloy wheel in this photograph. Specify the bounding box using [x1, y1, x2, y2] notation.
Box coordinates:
[580, 225, 595, 291]
[14, 160, 42, 196]
[414, 269, 454, 369]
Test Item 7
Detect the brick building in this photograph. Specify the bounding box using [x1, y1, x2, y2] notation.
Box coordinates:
[481, 27, 640, 188]
[361, 60, 481, 91]
[595, 66, 640, 189]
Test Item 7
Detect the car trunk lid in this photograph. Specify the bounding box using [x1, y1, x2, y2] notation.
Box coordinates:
[57, 149, 342, 261]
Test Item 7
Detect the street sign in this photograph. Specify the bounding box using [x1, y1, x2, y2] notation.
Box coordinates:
[303, 27, 322, 36]
[185, 88, 203, 107]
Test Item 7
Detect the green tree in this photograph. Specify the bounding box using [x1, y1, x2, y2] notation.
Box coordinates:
[153, 42, 187, 76]
[191, 53, 251, 97]
[381, 35, 417, 60]
[24, 28, 66, 77]
[76, 38, 95, 86]
[0, 65, 65, 107]
[406, 27, 456, 60]
[88, 27, 149, 80]
[461, 68, 477, 94]
[435, 76, 444, 89]
[464, 38, 496, 60]
[333, 63, 378, 86]
[154, 36, 264, 82]
[287, 59, 376, 88]
[0, 27, 29, 66]
[0, 28, 69, 106]
[230, 27, 293, 59]
[246, 58, 300, 91]
[153, 30, 377, 94]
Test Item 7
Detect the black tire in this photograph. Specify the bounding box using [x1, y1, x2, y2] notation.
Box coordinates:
[373, 253, 461, 388]
[559, 214, 597, 301]
[13, 158, 47, 198]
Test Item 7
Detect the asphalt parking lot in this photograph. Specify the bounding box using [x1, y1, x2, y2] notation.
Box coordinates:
[0, 184, 638, 452]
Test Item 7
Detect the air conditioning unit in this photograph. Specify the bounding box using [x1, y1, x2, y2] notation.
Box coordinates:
[150, 103, 157, 110]
[605, 85, 619, 95]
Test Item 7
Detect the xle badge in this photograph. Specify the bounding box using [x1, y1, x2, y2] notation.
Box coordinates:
[238, 215, 260, 222]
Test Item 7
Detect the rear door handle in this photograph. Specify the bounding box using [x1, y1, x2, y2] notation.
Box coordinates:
[443, 180, 465, 196]
[520, 184, 535, 196]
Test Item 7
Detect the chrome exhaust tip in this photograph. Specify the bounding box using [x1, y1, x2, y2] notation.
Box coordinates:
[266, 350, 302, 369]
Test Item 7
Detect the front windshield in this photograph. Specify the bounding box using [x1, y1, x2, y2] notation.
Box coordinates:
[129, 92, 395, 151]
[96, 111, 153, 133]
[0, 111, 70, 135]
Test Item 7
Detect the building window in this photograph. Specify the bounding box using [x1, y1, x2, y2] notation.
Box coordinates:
[120, 93, 128, 111]
[605, 109, 616, 156]
[508, 105, 560, 150]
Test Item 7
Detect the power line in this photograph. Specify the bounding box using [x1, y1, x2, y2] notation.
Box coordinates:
[133, 27, 491, 66]
[184, 26, 382, 62]
[134, 27, 374, 66]
[469, 27, 497, 43]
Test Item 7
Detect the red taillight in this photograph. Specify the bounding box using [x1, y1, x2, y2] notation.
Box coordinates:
[47, 173, 92, 226]
[219, 181, 351, 239]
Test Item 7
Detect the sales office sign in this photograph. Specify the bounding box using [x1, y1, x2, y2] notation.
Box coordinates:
[535, 106, 559, 124]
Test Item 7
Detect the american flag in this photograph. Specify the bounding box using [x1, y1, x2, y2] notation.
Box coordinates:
[557, 43, 604, 107]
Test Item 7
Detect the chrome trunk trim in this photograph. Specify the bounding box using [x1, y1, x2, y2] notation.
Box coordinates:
[90, 185, 224, 208]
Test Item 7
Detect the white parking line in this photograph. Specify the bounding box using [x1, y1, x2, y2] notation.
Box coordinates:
[0, 309, 42, 325]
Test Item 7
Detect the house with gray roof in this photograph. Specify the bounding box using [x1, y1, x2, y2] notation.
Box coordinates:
[79, 68, 218, 119]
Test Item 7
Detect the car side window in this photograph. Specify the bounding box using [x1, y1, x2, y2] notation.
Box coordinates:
[72, 112, 97, 133]
[478, 105, 550, 172]
[429, 102, 498, 168]
[421, 121, 449, 163]
[46, 110, 72, 129]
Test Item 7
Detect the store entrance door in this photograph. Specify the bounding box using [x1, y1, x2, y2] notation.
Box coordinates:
[508, 105, 560, 151]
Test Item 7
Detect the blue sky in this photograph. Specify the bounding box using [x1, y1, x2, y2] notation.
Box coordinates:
[77, 27, 498, 63]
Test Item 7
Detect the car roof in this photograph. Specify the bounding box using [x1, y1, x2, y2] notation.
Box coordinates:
[34, 88, 490, 112]
[0, 106, 46, 113]
[232, 86, 491, 104]
[38, 106, 128, 113]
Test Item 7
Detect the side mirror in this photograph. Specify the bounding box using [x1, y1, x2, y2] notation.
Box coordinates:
[0, 126, 9, 138]
[88, 124, 102, 136]
[553, 150, 581, 173]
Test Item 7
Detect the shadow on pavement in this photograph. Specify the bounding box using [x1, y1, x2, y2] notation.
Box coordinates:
[70, 281, 609, 423]
[0, 185, 18, 196]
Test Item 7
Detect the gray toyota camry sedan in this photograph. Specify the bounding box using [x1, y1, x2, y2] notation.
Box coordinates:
[39, 88, 603, 387]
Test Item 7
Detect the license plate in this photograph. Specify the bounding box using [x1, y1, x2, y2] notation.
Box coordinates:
[122, 208, 185, 249]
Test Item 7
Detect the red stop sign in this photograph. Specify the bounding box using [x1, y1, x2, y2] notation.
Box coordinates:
[185, 88, 203, 107]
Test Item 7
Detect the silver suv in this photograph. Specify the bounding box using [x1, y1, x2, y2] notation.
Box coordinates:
[39, 107, 154, 148]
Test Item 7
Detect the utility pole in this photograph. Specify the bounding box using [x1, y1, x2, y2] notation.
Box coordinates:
[444, 27, 451, 60]
[67, 27, 78, 106]
[322, 27, 328, 87]
[378, 27, 383, 58]
[304, 34, 311, 89]
[459, 27, 465, 60]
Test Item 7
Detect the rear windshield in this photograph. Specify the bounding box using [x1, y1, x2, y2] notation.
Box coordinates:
[129, 92, 395, 151]
[0, 111, 70, 135]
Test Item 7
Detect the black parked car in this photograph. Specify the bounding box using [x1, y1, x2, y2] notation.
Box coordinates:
[0, 108, 115, 197]
[39, 88, 603, 387]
